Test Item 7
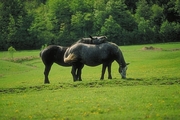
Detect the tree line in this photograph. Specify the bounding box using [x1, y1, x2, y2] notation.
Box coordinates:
[0, 0, 180, 50]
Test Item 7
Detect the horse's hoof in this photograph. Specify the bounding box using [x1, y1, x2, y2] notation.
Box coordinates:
[73, 79, 78, 82]
[44, 82, 50, 84]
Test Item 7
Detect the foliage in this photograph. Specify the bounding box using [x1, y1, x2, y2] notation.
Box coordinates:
[8, 46, 16, 59]
[160, 20, 180, 42]
[101, 15, 123, 44]
[0, 0, 180, 50]
[41, 44, 47, 50]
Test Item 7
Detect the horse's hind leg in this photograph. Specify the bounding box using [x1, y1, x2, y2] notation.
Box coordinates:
[107, 63, 112, 79]
[71, 65, 78, 82]
[44, 64, 52, 84]
[77, 63, 84, 81]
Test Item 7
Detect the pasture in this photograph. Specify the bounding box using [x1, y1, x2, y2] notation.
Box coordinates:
[0, 43, 180, 119]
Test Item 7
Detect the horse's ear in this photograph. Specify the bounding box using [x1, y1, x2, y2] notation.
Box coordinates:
[126, 63, 130, 65]
[89, 35, 93, 39]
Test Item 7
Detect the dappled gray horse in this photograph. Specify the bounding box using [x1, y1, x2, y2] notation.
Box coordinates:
[64, 42, 129, 81]
[40, 36, 107, 84]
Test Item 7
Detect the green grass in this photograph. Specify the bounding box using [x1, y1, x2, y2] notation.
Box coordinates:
[1, 86, 180, 119]
[0, 42, 180, 119]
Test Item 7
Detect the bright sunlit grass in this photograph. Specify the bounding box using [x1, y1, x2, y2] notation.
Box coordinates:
[0, 42, 180, 119]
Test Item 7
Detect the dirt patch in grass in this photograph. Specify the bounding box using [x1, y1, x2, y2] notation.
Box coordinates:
[164, 48, 180, 51]
[142, 46, 162, 51]
[142, 46, 180, 51]
[1, 56, 39, 63]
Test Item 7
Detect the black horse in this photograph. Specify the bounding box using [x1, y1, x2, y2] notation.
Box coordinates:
[40, 36, 107, 84]
[64, 42, 129, 81]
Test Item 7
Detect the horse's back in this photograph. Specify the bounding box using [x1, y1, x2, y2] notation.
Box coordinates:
[65, 42, 119, 66]
[67, 42, 119, 56]
[40, 45, 70, 66]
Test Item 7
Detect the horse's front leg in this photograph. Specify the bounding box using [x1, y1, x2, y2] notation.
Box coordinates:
[107, 63, 112, 79]
[100, 64, 106, 80]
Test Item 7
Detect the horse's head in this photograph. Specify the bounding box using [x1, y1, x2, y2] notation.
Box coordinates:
[119, 63, 129, 79]
[89, 35, 107, 44]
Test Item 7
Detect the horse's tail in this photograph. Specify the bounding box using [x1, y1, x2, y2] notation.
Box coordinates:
[64, 53, 77, 63]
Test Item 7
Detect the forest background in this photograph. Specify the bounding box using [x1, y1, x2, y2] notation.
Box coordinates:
[0, 0, 180, 50]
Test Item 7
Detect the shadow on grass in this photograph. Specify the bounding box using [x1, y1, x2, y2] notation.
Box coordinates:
[0, 77, 180, 94]
[126, 78, 143, 81]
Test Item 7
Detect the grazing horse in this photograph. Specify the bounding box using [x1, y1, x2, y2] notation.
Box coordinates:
[64, 42, 129, 81]
[40, 36, 107, 84]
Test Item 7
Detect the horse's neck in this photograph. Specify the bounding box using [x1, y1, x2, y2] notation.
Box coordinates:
[120, 56, 126, 68]
[117, 50, 126, 68]
[62, 47, 69, 52]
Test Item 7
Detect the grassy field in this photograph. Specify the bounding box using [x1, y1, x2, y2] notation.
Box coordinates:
[0, 43, 180, 119]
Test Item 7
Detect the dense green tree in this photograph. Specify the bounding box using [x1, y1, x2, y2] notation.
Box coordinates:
[160, 21, 180, 42]
[47, 0, 72, 45]
[106, 0, 137, 31]
[0, 2, 5, 50]
[164, 0, 180, 22]
[150, 4, 164, 27]
[71, 12, 93, 39]
[93, 10, 107, 34]
[175, 0, 180, 14]
[7, 14, 16, 46]
[70, 0, 94, 13]
[0, 0, 179, 50]
[135, 0, 152, 21]
[137, 18, 156, 43]
[93, 0, 108, 34]
[125, 0, 138, 13]
[101, 15, 123, 44]
[28, 3, 54, 46]
[0, 0, 31, 50]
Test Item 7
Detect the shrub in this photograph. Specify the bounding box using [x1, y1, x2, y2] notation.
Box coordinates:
[8, 46, 16, 59]
[41, 44, 47, 50]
